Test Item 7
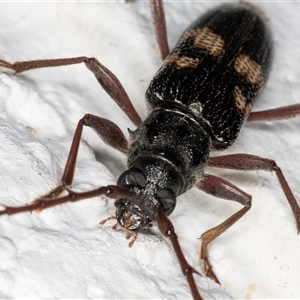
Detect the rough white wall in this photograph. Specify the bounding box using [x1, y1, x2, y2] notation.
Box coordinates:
[0, 1, 300, 299]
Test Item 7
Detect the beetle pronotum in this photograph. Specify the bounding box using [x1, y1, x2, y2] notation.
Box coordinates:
[0, 2, 300, 299]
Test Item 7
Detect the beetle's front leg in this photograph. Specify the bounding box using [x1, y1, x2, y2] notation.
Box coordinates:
[196, 174, 252, 283]
[157, 210, 204, 300]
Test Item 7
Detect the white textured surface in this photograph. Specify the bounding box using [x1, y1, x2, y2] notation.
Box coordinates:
[0, 1, 300, 299]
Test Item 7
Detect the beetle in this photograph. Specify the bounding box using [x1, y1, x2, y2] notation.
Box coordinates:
[0, 1, 300, 298]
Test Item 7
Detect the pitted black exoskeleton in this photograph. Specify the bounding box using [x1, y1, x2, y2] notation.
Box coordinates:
[117, 105, 211, 232]
[1, 1, 300, 299]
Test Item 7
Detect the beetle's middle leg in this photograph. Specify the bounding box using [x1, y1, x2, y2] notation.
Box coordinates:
[208, 153, 300, 233]
[35, 113, 128, 203]
[0, 113, 129, 216]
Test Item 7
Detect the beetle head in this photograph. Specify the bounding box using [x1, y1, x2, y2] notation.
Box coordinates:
[115, 158, 183, 233]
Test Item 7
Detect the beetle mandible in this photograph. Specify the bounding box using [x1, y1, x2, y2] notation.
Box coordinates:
[0, 1, 300, 299]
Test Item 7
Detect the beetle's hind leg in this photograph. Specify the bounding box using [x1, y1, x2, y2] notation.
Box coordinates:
[0, 57, 142, 126]
[148, 0, 169, 61]
[247, 103, 300, 121]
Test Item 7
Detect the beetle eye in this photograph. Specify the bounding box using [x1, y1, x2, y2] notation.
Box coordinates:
[157, 189, 176, 215]
[117, 169, 146, 188]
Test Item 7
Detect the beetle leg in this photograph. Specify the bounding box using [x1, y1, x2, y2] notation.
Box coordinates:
[0, 185, 129, 216]
[208, 154, 300, 233]
[196, 174, 252, 283]
[148, 0, 169, 60]
[196, 174, 252, 207]
[1, 113, 128, 212]
[157, 210, 204, 300]
[39, 113, 127, 201]
[0, 57, 142, 126]
[247, 103, 300, 121]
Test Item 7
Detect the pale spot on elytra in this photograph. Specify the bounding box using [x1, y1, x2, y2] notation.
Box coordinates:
[181, 27, 224, 56]
[233, 86, 252, 117]
[234, 54, 265, 85]
[164, 52, 201, 69]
